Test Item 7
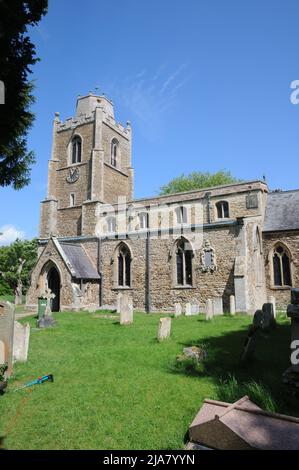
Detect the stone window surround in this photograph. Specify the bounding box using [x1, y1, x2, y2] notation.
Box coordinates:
[70, 193, 75, 207]
[215, 200, 230, 220]
[175, 205, 188, 225]
[171, 237, 195, 289]
[68, 133, 83, 166]
[139, 212, 149, 230]
[111, 242, 133, 289]
[106, 216, 116, 233]
[110, 137, 120, 168]
[269, 242, 293, 289]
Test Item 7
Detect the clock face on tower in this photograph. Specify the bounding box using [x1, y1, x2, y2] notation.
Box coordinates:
[66, 167, 80, 183]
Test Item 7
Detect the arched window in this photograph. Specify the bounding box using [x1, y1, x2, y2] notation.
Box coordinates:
[216, 201, 229, 219]
[139, 212, 149, 229]
[107, 216, 116, 233]
[273, 244, 292, 287]
[175, 239, 193, 286]
[175, 206, 187, 225]
[118, 244, 131, 287]
[111, 138, 119, 167]
[71, 136, 82, 164]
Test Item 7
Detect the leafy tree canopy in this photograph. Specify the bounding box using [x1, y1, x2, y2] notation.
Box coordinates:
[0, 0, 48, 189]
[159, 170, 244, 195]
[0, 238, 38, 295]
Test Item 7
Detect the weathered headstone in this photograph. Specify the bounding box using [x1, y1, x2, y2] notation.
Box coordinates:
[262, 303, 276, 330]
[185, 303, 192, 316]
[191, 303, 200, 315]
[117, 292, 123, 314]
[205, 299, 213, 320]
[120, 292, 133, 325]
[213, 297, 223, 316]
[0, 302, 15, 376]
[174, 303, 182, 317]
[13, 321, 30, 362]
[37, 289, 57, 328]
[268, 296, 276, 319]
[230, 295, 236, 316]
[157, 317, 171, 341]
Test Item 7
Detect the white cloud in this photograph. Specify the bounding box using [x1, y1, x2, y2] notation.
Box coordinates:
[0, 225, 25, 246]
[111, 63, 191, 141]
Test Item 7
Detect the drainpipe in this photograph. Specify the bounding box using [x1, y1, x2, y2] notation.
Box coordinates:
[205, 192, 212, 224]
[145, 229, 151, 313]
[98, 236, 103, 306]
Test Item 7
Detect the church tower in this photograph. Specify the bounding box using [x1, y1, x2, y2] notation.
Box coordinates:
[40, 93, 134, 239]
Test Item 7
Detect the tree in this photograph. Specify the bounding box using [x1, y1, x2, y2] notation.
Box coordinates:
[0, 0, 48, 189]
[159, 170, 243, 195]
[0, 238, 38, 297]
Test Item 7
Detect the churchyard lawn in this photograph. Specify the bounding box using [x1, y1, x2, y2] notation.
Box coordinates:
[0, 311, 296, 450]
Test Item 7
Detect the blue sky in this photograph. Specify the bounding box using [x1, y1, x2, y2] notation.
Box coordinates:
[1, 0, 299, 244]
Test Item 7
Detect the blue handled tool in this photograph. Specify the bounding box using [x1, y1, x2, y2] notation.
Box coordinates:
[14, 374, 54, 392]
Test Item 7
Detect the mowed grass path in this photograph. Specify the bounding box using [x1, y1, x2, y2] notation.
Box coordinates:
[0, 312, 294, 449]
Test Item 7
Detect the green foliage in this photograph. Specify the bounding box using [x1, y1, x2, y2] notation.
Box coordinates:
[0, 0, 48, 189]
[216, 373, 277, 413]
[159, 170, 243, 195]
[0, 365, 8, 383]
[0, 238, 38, 295]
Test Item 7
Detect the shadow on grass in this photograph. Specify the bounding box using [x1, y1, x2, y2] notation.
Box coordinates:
[169, 322, 299, 416]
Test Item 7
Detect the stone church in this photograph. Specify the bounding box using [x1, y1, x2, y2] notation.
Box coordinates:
[26, 93, 299, 314]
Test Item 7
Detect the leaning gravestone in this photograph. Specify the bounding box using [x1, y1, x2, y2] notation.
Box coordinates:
[205, 299, 213, 321]
[213, 297, 223, 316]
[13, 321, 30, 362]
[157, 317, 171, 341]
[174, 303, 182, 317]
[37, 289, 57, 329]
[120, 292, 133, 325]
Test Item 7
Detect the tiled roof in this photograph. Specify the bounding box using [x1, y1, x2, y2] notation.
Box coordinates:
[60, 242, 100, 280]
[264, 190, 299, 232]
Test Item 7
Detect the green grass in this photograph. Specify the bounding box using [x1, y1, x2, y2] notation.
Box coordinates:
[0, 311, 297, 450]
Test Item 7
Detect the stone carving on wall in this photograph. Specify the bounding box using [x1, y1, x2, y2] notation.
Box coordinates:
[200, 240, 217, 273]
[66, 167, 80, 184]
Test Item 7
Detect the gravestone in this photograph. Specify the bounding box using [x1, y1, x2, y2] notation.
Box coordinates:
[262, 303, 276, 330]
[283, 289, 299, 387]
[174, 303, 182, 317]
[120, 292, 133, 325]
[117, 292, 123, 314]
[185, 303, 192, 316]
[191, 303, 200, 315]
[0, 302, 15, 376]
[230, 295, 236, 316]
[268, 296, 276, 319]
[157, 317, 171, 341]
[37, 289, 57, 328]
[213, 297, 223, 316]
[253, 309, 263, 328]
[13, 321, 30, 362]
[205, 299, 213, 320]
